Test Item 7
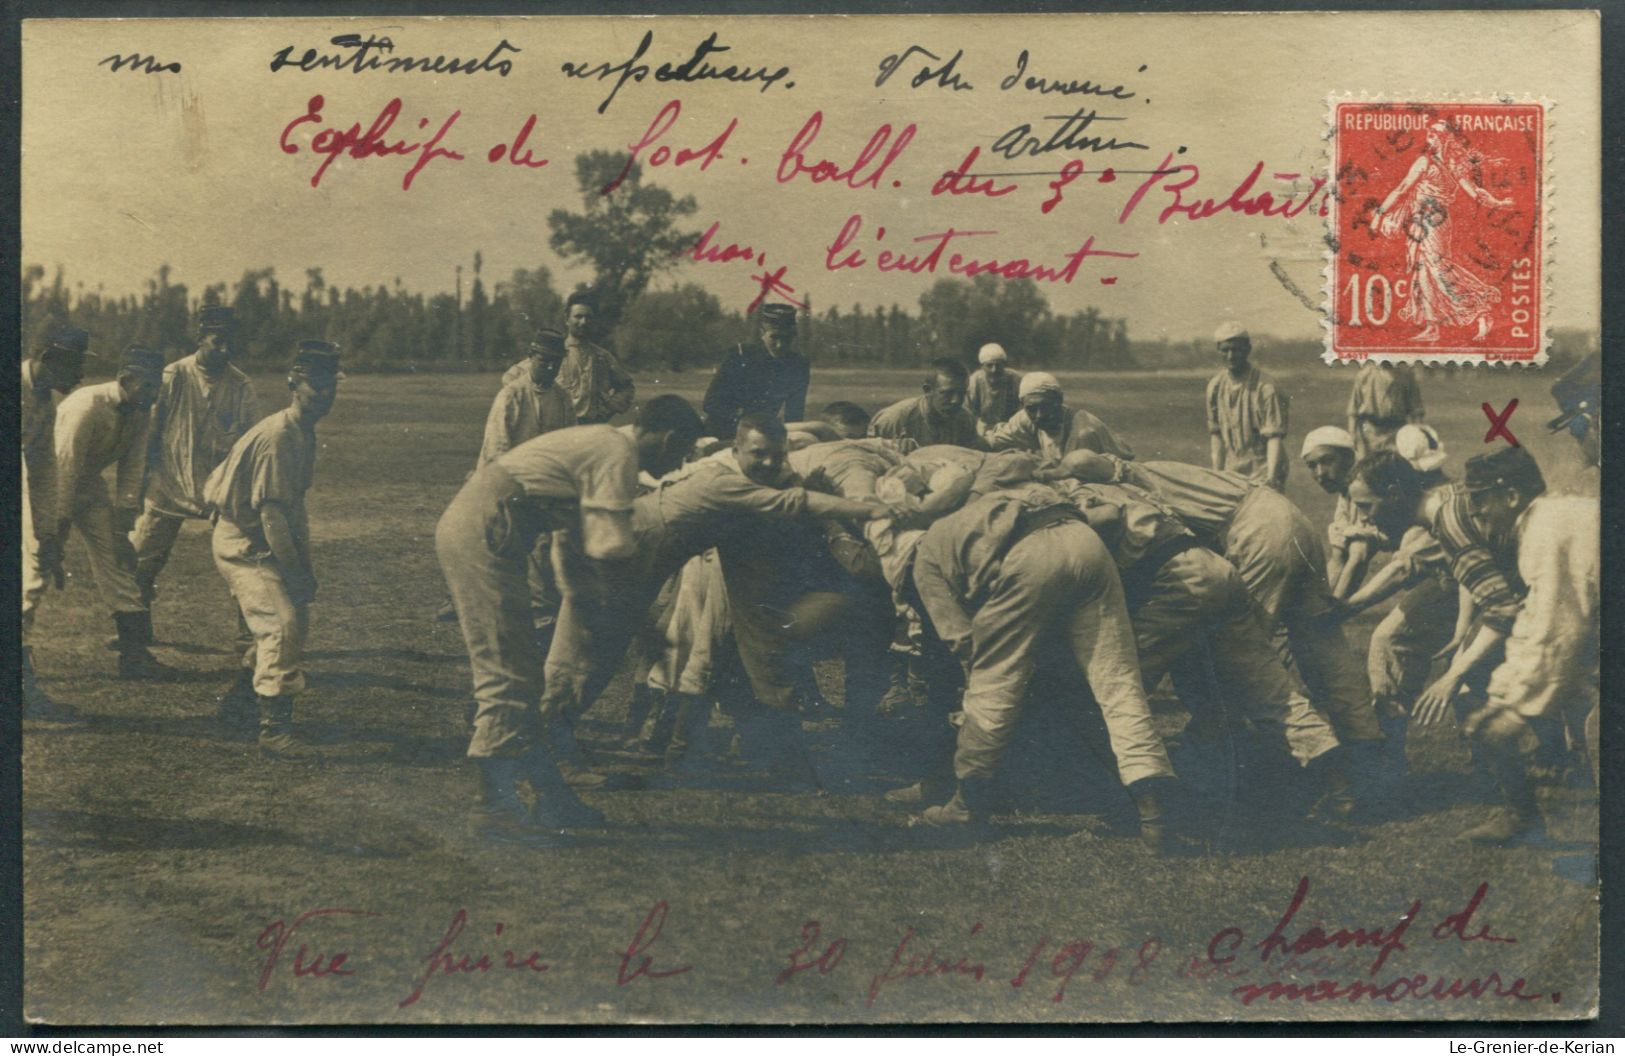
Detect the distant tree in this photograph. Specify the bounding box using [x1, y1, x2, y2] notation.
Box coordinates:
[467, 250, 488, 363]
[613, 283, 730, 372]
[547, 151, 701, 328]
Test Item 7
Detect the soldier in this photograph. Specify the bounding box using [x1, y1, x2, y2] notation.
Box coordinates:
[1546, 349, 1600, 472]
[966, 343, 1021, 434]
[203, 342, 343, 757]
[45, 345, 174, 680]
[1206, 322, 1289, 490]
[1457, 447, 1598, 843]
[437, 397, 705, 843]
[21, 326, 88, 718]
[1056, 451, 1387, 789]
[818, 401, 871, 439]
[1051, 476, 1353, 819]
[868, 359, 983, 449]
[910, 483, 1180, 851]
[701, 303, 810, 438]
[1345, 361, 1426, 460]
[504, 289, 635, 425]
[1338, 438, 1464, 783]
[985, 372, 1134, 463]
[133, 305, 260, 647]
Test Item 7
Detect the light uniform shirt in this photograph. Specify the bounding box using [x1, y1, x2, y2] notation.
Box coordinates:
[22, 361, 58, 534]
[502, 339, 634, 424]
[202, 408, 315, 560]
[635, 459, 811, 584]
[1485, 495, 1599, 719]
[911, 482, 1083, 648]
[1346, 363, 1425, 429]
[1206, 366, 1288, 483]
[788, 438, 905, 499]
[145, 354, 260, 519]
[985, 405, 1134, 464]
[478, 376, 576, 467]
[53, 380, 152, 523]
[967, 369, 1022, 431]
[868, 395, 982, 449]
[1101, 456, 1253, 547]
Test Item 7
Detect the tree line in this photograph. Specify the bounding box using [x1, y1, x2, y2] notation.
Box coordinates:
[22, 150, 1141, 375]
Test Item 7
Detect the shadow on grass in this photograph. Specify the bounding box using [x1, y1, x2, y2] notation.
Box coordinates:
[306, 647, 467, 664]
[25, 809, 431, 859]
[310, 670, 466, 700]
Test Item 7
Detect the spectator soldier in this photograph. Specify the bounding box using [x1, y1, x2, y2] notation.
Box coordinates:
[702, 303, 809, 438]
[1206, 322, 1289, 490]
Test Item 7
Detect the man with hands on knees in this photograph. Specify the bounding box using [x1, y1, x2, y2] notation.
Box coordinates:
[203, 342, 343, 760]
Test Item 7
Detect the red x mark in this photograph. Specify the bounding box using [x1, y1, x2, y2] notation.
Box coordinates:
[1482, 399, 1520, 446]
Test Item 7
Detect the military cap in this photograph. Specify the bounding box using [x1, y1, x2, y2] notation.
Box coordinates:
[118, 345, 166, 376]
[1547, 350, 1600, 432]
[530, 330, 567, 358]
[1463, 445, 1545, 496]
[758, 303, 798, 328]
[198, 305, 237, 333]
[565, 287, 597, 310]
[1214, 321, 1250, 345]
[291, 340, 344, 378]
[42, 326, 90, 357]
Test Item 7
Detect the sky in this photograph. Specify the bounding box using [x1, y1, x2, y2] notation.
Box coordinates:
[21, 11, 1601, 344]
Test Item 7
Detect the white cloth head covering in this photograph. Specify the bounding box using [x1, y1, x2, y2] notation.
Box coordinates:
[1300, 425, 1355, 458]
[1394, 423, 1447, 472]
[978, 342, 1008, 365]
[1214, 321, 1250, 344]
[1018, 371, 1062, 399]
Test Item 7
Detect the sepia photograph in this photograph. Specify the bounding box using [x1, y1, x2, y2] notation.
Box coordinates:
[10, 8, 1607, 1028]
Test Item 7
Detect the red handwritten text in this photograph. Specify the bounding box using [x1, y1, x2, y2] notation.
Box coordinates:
[617, 901, 693, 986]
[777, 111, 916, 191]
[825, 214, 1137, 285]
[256, 907, 381, 994]
[397, 909, 549, 1009]
[279, 95, 466, 190]
[866, 923, 987, 1007]
[1119, 155, 1329, 226]
[603, 99, 738, 195]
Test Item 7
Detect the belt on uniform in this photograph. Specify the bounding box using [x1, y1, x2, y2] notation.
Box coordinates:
[1120, 534, 1201, 612]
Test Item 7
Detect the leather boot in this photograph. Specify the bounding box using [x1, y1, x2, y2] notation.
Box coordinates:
[1307, 746, 1359, 821]
[217, 667, 258, 732]
[918, 777, 993, 827]
[469, 756, 559, 845]
[22, 645, 79, 723]
[1128, 776, 1180, 855]
[664, 694, 731, 775]
[547, 721, 640, 791]
[522, 745, 607, 829]
[115, 612, 180, 681]
[1465, 740, 1545, 845]
[257, 694, 324, 762]
[876, 653, 917, 717]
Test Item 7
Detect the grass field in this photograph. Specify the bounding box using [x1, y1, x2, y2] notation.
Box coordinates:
[20, 363, 1600, 1025]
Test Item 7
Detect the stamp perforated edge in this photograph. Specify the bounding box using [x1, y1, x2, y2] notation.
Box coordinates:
[1319, 93, 1554, 368]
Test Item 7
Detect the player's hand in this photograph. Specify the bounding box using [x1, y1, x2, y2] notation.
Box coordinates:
[1413, 673, 1463, 727]
[1322, 596, 1357, 624]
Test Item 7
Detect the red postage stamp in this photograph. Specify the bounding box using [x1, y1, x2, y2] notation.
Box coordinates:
[1328, 100, 1546, 364]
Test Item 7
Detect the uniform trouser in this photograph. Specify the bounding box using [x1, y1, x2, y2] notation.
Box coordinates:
[436, 469, 552, 758]
[21, 460, 44, 642]
[528, 534, 561, 627]
[1131, 548, 1339, 766]
[1368, 577, 1458, 717]
[212, 519, 309, 698]
[647, 551, 732, 698]
[1224, 488, 1382, 744]
[23, 482, 147, 626]
[955, 521, 1173, 786]
[132, 506, 185, 601]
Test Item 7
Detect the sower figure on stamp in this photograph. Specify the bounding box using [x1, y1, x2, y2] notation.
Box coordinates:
[984, 372, 1134, 463]
[868, 358, 984, 450]
[203, 342, 343, 757]
[133, 305, 260, 661]
[909, 483, 1181, 852]
[436, 398, 704, 844]
[45, 345, 177, 681]
[1206, 323, 1289, 491]
[1345, 361, 1425, 460]
[701, 303, 810, 439]
[1457, 447, 1598, 844]
[21, 326, 88, 719]
[966, 343, 1021, 436]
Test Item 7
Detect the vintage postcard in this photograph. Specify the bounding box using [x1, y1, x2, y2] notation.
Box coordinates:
[14, 10, 1603, 1027]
